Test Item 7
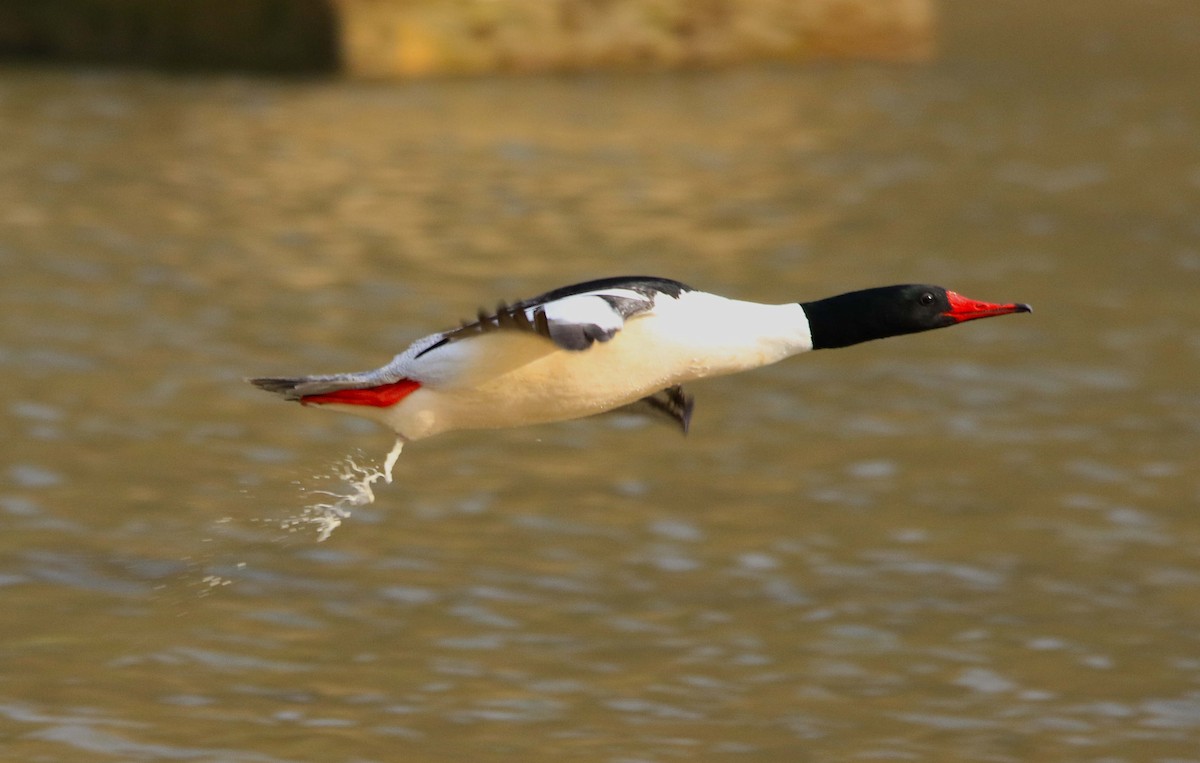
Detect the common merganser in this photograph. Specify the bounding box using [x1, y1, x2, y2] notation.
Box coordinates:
[251, 277, 1030, 449]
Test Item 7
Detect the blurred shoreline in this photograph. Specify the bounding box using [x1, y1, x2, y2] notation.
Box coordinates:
[0, 0, 933, 77]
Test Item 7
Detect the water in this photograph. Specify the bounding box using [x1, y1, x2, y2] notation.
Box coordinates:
[281, 441, 405, 542]
[3, 2, 1200, 760]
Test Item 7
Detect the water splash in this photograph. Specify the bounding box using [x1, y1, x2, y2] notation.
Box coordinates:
[284, 438, 404, 542]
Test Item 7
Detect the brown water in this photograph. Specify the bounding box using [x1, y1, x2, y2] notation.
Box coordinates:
[3, 3, 1200, 761]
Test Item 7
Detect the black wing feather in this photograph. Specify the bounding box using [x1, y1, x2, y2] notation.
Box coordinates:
[416, 276, 692, 358]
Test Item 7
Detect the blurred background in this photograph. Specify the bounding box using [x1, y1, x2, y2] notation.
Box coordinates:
[0, 0, 932, 74]
[2, 1, 1200, 761]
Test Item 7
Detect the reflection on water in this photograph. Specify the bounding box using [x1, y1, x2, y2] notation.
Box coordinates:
[4, 1, 1200, 760]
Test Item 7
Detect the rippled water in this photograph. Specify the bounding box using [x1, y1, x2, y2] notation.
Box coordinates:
[4, 2, 1200, 761]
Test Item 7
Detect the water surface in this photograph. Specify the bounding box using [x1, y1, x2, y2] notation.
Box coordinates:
[3, 3, 1200, 761]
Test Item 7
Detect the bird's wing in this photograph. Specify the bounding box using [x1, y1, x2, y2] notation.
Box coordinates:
[416, 276, 692, 357]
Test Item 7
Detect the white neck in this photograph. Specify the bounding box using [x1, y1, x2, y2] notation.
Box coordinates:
[634, 291, 813, 381]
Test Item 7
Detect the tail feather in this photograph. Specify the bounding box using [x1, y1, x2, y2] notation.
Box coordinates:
[249, 376, 309, 399]
[249, 373, 383, 400]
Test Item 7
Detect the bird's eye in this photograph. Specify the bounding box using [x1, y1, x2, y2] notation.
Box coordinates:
[919, 292, 935, 306]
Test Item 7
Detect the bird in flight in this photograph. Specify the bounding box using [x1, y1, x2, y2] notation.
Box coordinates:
[251, 276, 1030, 477]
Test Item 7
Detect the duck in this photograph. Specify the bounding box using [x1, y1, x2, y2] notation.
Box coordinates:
[251, 276, 1030, 455]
